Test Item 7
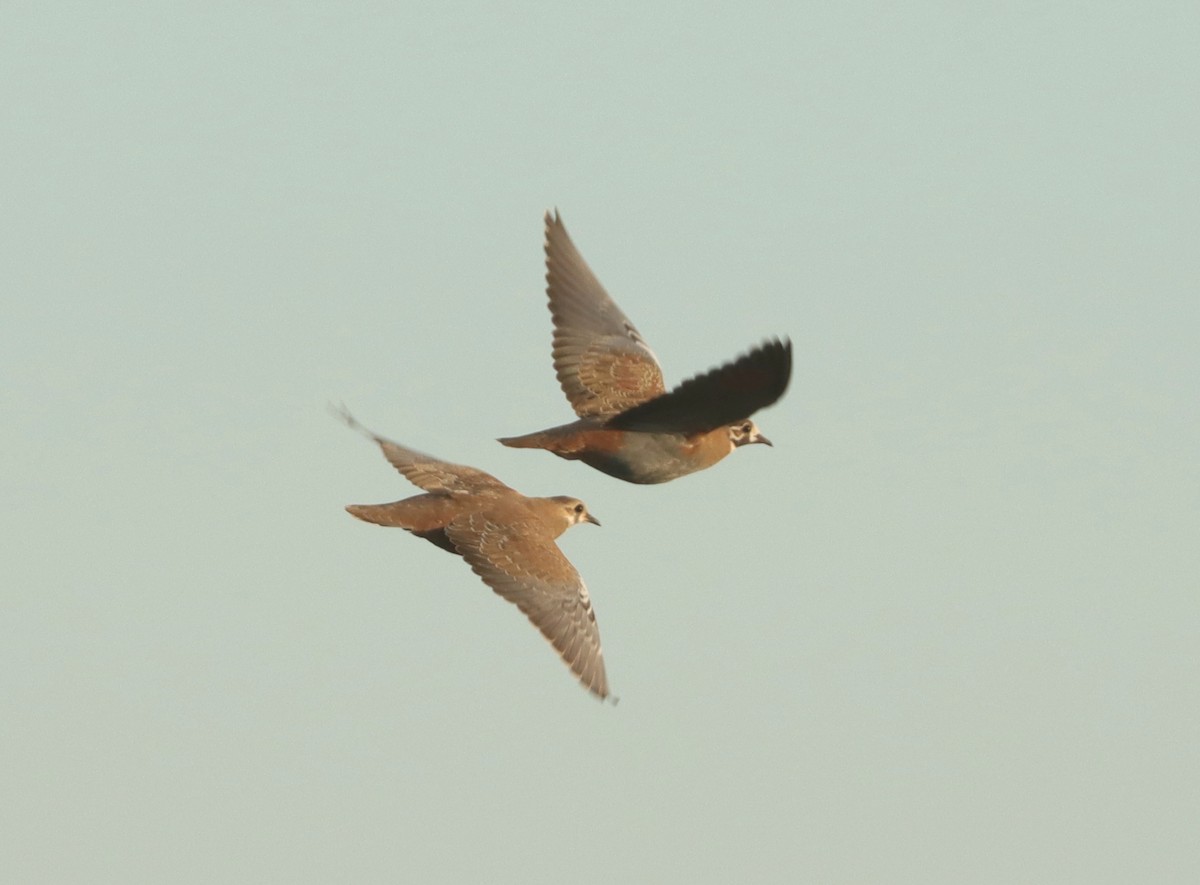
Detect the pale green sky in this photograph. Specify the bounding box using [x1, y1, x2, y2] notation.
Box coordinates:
[3, 2, 1198, 882]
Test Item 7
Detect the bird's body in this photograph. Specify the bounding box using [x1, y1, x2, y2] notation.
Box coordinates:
[347, 493, 585, 554]
[499, 419, 741, 485]
[337, 408, 609, 700]
[500, 211, 792, 483]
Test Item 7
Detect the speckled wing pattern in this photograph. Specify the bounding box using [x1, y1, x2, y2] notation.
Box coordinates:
[446, 506, 609, 699]
[544, 211, 666, 418]
[334, 405, 511, 496]
[607, 338, 793, 435]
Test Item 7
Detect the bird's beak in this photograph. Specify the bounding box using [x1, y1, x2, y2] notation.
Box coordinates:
[754, 433, 773, 447]
[585, 513, 601, 527]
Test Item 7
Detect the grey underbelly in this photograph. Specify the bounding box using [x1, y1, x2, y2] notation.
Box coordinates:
[580, 434, 699, 484]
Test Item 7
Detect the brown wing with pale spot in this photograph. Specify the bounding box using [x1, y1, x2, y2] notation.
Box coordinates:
[544, 211, 666, 418]
[334, 406, 511, 495]
[607, 338, 793, 435]
[445, 506, 609, 700]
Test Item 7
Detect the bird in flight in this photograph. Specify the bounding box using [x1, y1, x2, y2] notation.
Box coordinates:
[336, 406, 610, 700]
[499, 211, 792, 484]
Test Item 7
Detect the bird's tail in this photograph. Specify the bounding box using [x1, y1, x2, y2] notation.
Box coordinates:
[496, 432, 545, 449]
[345, 502, 418, 528]
[345, 503, 457, 552]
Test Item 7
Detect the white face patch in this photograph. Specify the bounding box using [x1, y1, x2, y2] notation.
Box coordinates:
[729, 420, 767, 447]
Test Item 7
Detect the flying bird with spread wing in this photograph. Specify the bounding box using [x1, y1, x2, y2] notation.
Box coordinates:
[500, 211, 792, 484]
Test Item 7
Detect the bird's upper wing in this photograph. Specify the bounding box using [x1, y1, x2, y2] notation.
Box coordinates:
[544, 211, 666, 418]
[334, 406, 511, 495]
[446, 506, 609, 700]
[606, 338, 792, 434]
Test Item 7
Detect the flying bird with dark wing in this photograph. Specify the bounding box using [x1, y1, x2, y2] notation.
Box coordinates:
[499, 211, 792, 484]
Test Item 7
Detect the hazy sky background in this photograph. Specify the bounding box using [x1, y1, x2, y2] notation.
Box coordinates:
[3, 2, 1198, 882]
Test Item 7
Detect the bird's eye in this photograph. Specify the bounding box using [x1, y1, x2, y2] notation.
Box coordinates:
[574, 503, 585, 513]
[741, 422, 753, 434]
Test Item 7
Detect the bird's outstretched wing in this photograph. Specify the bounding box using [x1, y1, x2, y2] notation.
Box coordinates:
[544, 211, 667, 418]
[446, 506, 609, 700]
[606, 338, 792, 435]
[333, 405, 511, 495]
